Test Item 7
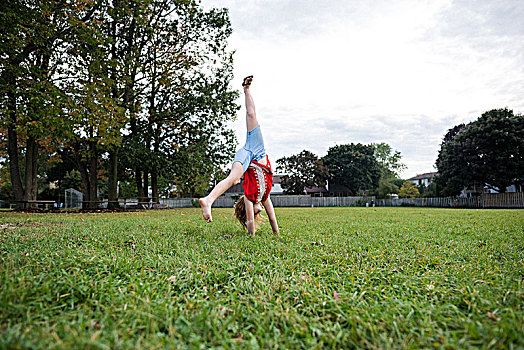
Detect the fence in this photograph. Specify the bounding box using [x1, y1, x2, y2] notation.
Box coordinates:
[376, 193, 524, 208]
[483, 192, 524, 208]
[159, 198, 194, 208]
[376, 197, 481, 208]
[161, 197, 238, 208]
[55, 193, 522, 210]
[159, 193, 523, 209]
[271, 196, 373, 207]
[160, 196, 374, 208]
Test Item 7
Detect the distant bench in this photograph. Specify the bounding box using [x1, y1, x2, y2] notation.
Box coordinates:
[15, 200, 56, 209]
[119, 199, 167, 210]
[82, 200, 168, 210]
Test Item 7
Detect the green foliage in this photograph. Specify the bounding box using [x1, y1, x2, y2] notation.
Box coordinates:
[376, 177, 400, 198]
[0, 161, 13, 201]
[61, 170, 82, 192]
[370, 142, 406, 178]
[436, 109, 524, 196]
[418, 182, 439, 198]
[0, 208, 523, 348]
[398, 180, 420, 198]
[369, 143, 406, 198]
[276, 150, 328, 194]
[171, 142, 223, 197]
[324, 143, 381, 195]
[155, 174, 176, 198]
[390, 177, 405, 189]
[0, 0, 100, 203]
[40, 155, 75, 185]
[114, 0, 239, 198]
[118, 181, 138, 199]
[1, 0, 238, 203]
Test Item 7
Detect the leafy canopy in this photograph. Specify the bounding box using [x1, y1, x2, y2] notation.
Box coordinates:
[398, 180, 420, 198]
[323, 143, 381, 195]
[276, 150, 328, 195]
[436, 108, 524, 195]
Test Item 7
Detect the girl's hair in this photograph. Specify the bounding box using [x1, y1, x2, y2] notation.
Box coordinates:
[233, 195, 262, 230]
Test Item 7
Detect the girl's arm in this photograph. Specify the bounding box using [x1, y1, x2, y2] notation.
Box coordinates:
[262, 197, 279, 234]
[244, 199, 256, 235]
[244, 81, 258, 131]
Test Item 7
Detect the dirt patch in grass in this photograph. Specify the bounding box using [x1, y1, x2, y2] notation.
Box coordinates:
[13, 208, 135, 214]
[0, 222, 62, 230]
[0, 222, 65, 243]
[0, 223, 18, 230]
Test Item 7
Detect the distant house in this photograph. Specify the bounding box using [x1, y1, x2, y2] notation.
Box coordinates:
[326, 183, 352, 197]
[483, 184, 522, 194]
[408, 172, 437, 187]
[461, 183, 522, 197]
[270, 175, 285, 195]
[304, 186, 328, 197]
[271, 175, 326, 196]
[405, 172, 522, 197]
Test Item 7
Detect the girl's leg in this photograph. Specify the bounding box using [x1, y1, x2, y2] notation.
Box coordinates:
[244, 77, 259, 131]
[244, 80, 269, 166]
[199, 162, 244, 222]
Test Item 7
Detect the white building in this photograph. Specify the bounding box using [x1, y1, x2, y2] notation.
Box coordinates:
[407, 172, 437, 187]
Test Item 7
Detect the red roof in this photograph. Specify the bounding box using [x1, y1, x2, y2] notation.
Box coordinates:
[408, 172, 438, 180]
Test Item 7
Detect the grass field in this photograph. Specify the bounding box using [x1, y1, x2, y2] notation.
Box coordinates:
[1, 207, 523, 349]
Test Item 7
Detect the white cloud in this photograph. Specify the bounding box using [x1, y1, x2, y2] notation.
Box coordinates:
[202, 0, 524, 177]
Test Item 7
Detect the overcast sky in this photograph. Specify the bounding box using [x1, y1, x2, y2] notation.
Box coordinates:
[201, 0, 524, 178]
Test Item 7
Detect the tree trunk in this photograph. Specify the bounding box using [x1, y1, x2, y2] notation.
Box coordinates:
[149, 47, 157, 204]
[6, 87, 24, 207]
[21, 48, 51, 208]
[78, 159, 90, 209]
[136, 169, 145, 202]
[143, 170, 149, 203]
[108, 16, 120, 210]
[151, 130, 160, 203]
[107, 148, 119, 209]
[87, 142, 98, 209]
[75, 142, 98, 209]
[151, 169, 158, 204]
[7, 133, 25, 208]
[24, 136, 39, 207]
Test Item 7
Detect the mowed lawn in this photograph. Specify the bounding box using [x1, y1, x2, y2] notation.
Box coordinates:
[1, 207, 523, 349]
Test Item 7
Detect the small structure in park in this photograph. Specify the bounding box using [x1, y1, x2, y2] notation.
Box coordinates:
[65, 188, 83, 209]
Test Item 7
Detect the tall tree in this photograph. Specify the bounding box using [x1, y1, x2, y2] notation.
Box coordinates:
[323, 143, 381, 195]
[1, 0, 238, 207]
[370, 142, 406, 178]
[102, 0, 157, 206]
[54, 0, 123, 209]
[434, 124, 470, 196]
[119, 1, 238, 200]
[0, 0, 99, 207]
[436, 108, 524, 195]
[370, 142, 405, 198]
[276, 150, 328, 194]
